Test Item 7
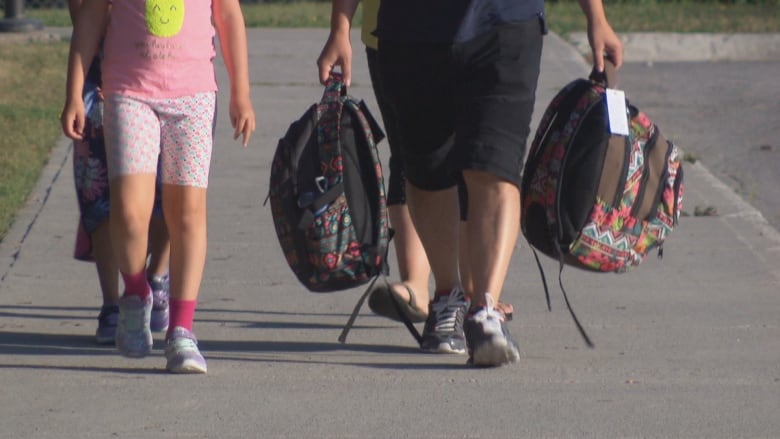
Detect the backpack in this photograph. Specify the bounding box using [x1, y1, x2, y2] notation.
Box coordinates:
[520, 63, 684, 346]
[267, 73, 390, 294]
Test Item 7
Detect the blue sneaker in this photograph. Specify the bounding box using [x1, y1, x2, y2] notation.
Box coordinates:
[419, 287, 469, 354]
[115, 294, 153, 358]
[165, 327, 207, 374]
[464, 294, 520, 367]
[149, 274, 170, 332]
[95, 304, 119, 345]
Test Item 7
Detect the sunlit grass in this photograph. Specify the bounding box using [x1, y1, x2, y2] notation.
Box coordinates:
[0, 41, 69, 240]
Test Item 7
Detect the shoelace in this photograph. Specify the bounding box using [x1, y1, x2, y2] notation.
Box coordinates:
[431, 289, 466, 332]
[471, 294, 504, 333]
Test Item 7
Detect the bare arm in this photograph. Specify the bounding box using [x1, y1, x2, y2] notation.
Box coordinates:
[67, 0, 81, 23]
[577, 0, 623, 71]
[317, 0, 360, 86]
[60, 0, 108, 140]
[213, 0, 256, 147]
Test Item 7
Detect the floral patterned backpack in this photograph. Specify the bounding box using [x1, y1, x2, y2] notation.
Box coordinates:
[520, 63, 684, 346]
[267, 73, 390, 295]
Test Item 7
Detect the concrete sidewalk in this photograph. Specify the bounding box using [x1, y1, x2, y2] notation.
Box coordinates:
[1, 28, 779, 438]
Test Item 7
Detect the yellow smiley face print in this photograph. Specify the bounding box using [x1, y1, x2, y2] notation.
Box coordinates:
[145, 0, 185, 38]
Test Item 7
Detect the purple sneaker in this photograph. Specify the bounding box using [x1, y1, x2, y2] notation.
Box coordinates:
[115, 294, 153, 358]
[165, 327, 207, 374]
[149, 274, 169, 332]
[95, 305, 119, 345]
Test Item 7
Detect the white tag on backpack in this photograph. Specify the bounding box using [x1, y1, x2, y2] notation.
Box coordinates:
[605, 88, 630, 136]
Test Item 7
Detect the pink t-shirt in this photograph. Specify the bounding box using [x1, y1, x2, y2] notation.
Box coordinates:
[102, 0, 218, 98]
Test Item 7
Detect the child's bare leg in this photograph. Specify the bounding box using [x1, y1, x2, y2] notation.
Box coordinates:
[109, 173, 156, 357]
[161, 183, 208, 374]
[147, 214, 171, 332]
[92, 221, 122, 345]
[109, 174, 157, 279]
[91, 221, 119, 305]
[163, 184, 207, 302]
[388, 203, 430, 310]
[459, 220, 513, 318]
[147, 215, 170, 277]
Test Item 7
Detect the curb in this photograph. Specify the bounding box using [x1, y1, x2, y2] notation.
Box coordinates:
[567, 32, 780, 62]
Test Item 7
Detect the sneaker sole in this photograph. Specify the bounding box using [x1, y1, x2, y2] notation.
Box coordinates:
[470, 338, 520, 367]
[118, 348, 152, 358]
[420, 342, 466, 355]
[167, 361, 207, 374]
[116, 331, 153, 358]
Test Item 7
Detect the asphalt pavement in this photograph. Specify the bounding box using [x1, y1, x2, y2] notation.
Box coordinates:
[0, 28, 779, 438]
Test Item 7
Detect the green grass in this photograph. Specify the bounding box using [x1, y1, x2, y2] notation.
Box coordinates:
[545, 1, 780, 34]
[22, 8, 73, 27]
[25, 1, 780, 33]
[2, 0, 779, 241]
[0, 41, 69, 239]
[241, 1, 343, 27]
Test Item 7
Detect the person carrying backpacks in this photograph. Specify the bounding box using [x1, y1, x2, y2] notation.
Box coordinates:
[318, 0, 623, 367]
[358, 0, 515, 336]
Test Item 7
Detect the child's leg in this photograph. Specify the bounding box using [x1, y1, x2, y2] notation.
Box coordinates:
[91, 222, 120, 304]
[387, 203, 430, 308]
[162, 184, 207, 329]
[157, 92, 214, 374]
[103, 93, 163, 358]
[109, 174, 157, 284]
[104, 93, 163, 289]
[147, 213, 170, 278]
[109, 173, 157, 358]
[147, 213, 171, 332]
[92, 222, 122, 345]
[158, 92, 214, 331]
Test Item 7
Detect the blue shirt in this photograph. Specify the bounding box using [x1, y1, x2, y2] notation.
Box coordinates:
[376, 0, 546, 44]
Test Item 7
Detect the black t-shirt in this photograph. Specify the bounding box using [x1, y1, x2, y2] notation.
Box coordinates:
[376, 0, 545, 44]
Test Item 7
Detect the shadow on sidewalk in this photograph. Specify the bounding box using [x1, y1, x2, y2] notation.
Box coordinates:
[0, 331, 464, 372]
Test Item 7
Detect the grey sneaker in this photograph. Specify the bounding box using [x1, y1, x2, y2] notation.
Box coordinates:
[419, 287, 469, 354]
[95, 304, 119, 345]
[165, 327, 207, 374]
[464, 294, 520, 367]
[115, 294, 153, 358]
[149, 274, 169, 332]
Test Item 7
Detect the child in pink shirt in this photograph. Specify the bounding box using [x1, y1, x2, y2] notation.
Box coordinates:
[61, 0, 255, 374]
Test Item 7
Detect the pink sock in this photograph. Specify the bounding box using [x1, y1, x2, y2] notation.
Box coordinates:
[167, 298, 197, 337]
[121, 270, 150, 299]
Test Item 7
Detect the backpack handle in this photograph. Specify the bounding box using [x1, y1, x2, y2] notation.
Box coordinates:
[323, 72, 348, 103]
[589, 58, 618, 88]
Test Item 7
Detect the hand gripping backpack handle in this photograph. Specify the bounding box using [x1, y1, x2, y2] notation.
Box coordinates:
[321, 72, 348, 104]
[588, 57, 618, 88]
